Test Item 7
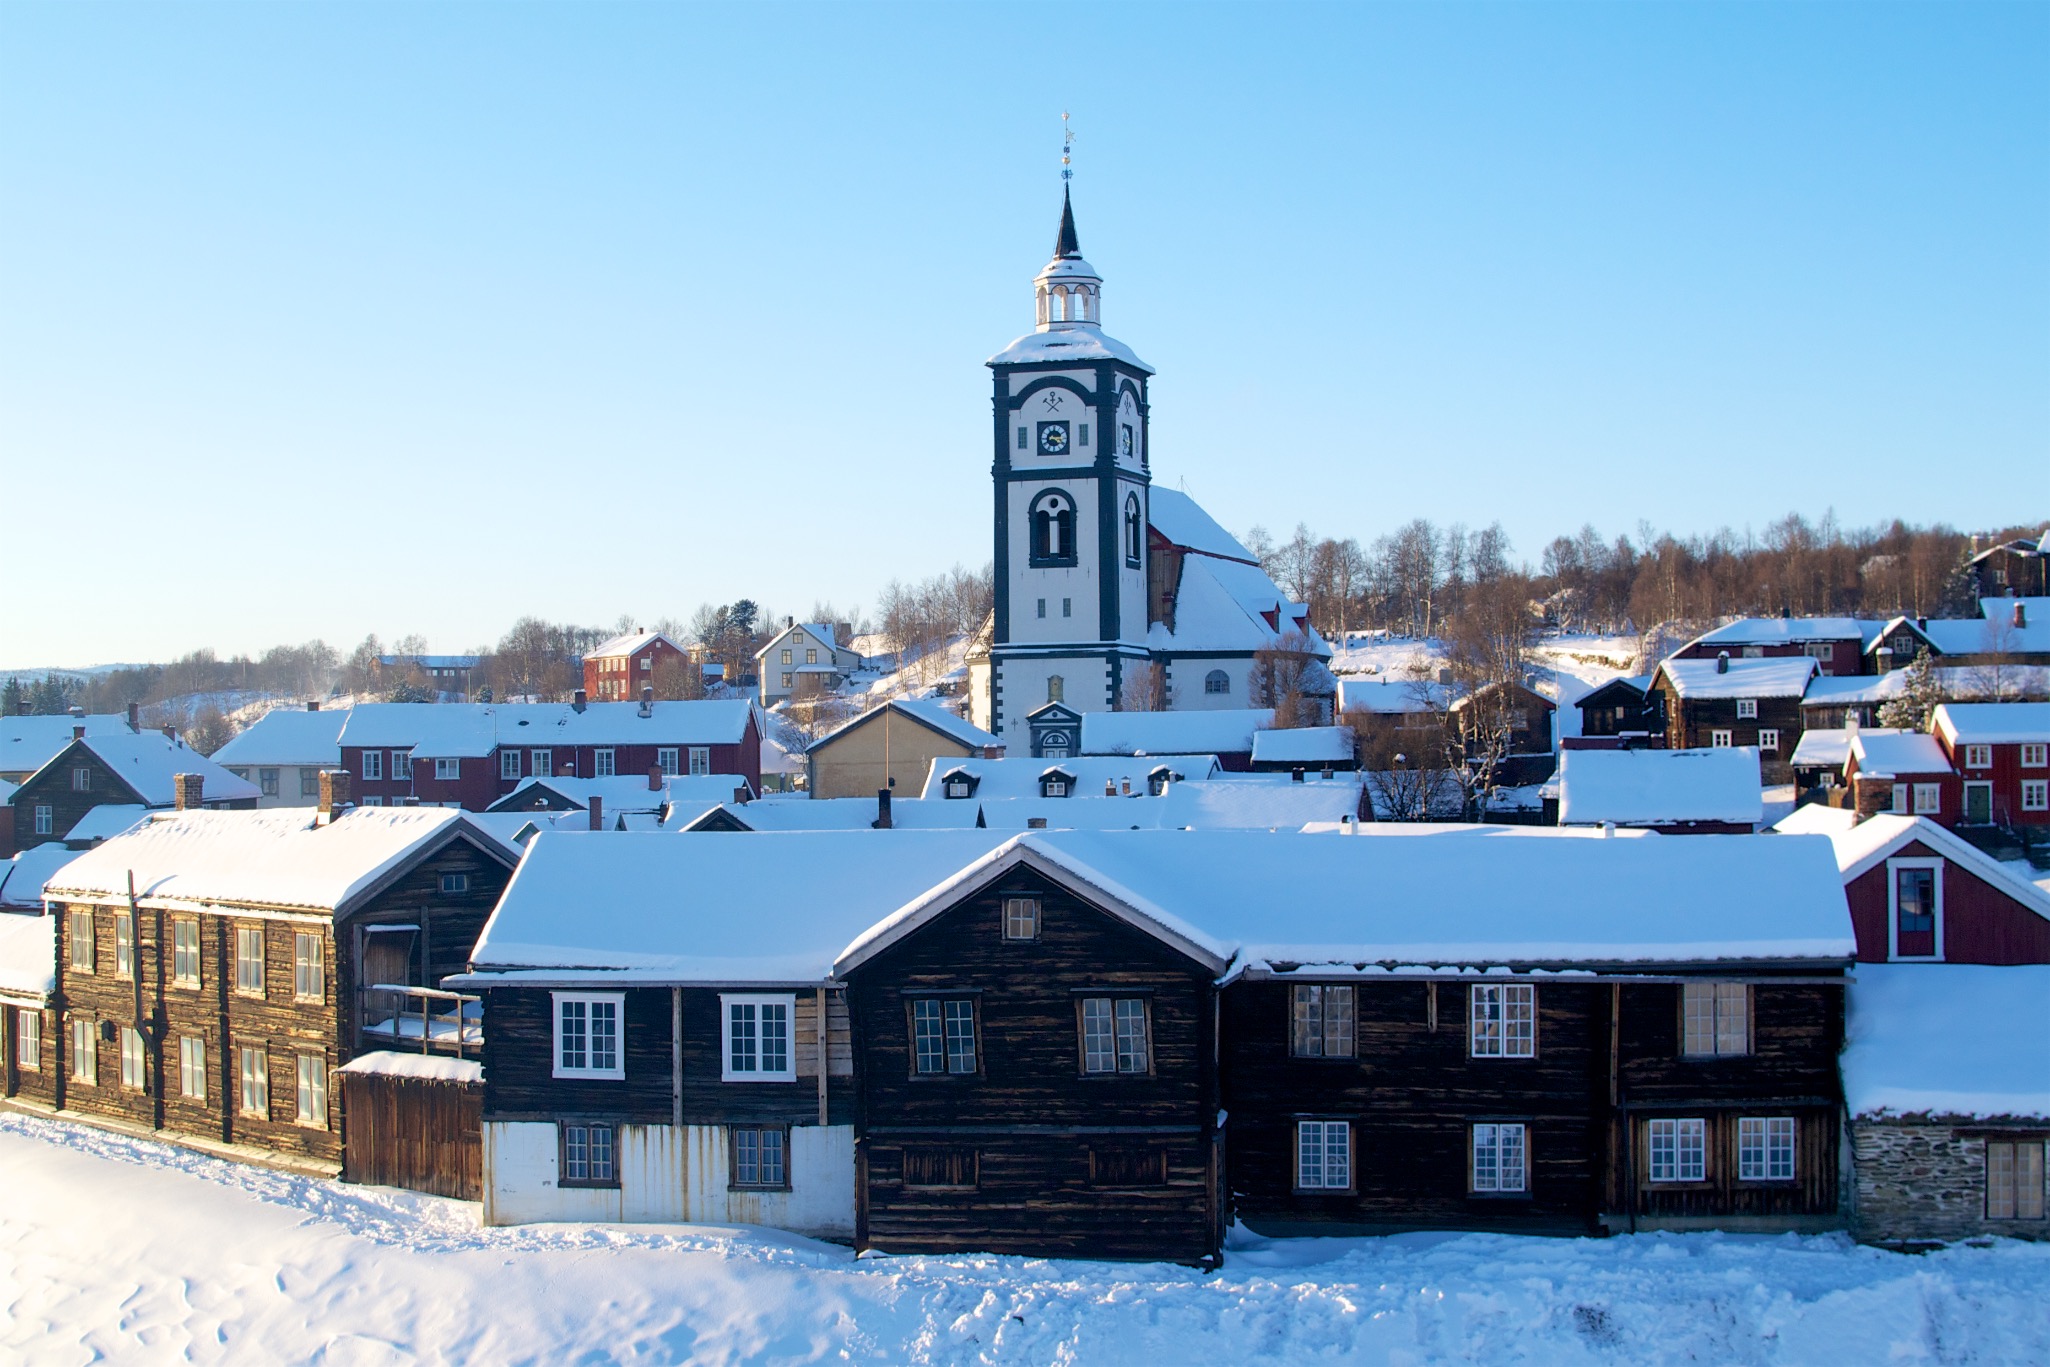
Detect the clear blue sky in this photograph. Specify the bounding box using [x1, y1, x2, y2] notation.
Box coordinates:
[3, 2, 2044, 667]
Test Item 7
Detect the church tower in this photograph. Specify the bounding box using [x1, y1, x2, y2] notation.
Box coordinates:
[983, 185, 1155, 754]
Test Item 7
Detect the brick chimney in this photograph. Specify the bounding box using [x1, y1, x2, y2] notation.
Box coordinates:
[572, 689, 587, 714]
[588, 796, 604, 832]
[649, 763, 663, 791]
[2017, 602, 2028, 629]
[127, 703, 140, 732]
[162, 725, 178, 742]
[306, 700, 321, 712]
[873, 788, 893, 830]
[317, 768, 351, 823]
[172, 773, 204, 810]
[72, 724, 86, 741]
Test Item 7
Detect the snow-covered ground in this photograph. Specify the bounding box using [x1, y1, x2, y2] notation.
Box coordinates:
[5, 1114, 2046, 1365]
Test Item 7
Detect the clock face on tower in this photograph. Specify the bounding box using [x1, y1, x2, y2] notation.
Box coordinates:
[1037, 421, 1070, 456]
[1119, 423, 1134, 458]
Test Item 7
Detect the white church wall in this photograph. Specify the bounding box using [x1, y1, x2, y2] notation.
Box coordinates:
[1007, 479, 1102, 643]
[1167, 658, 1257, 712]
[994, 656, 1113, 746]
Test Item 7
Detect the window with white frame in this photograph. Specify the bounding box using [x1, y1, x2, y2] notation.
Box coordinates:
[1804, 643, 1834, 661]
[1648, 1117, 1707, 1182]
[235, 926, 265, 997]
[1914, 783, 1942, 815]
[594, 748, 615, 778]
[2023, 743, 2048, 769]
[70, 1018, 96, 1083]
[16, 1009, 39, 1070]
[293, 932, 324, 1003]
[179, 1036, 205, 1101]
[432, 757, 459, 780]
[1987, 1140, 2046, 1220]
[1292, 984, 1356, 1059]
[113, 911, 134, 979]
[392, 751, 413, 780]
[1889, 859, 1942, 959]
[731, 1126, 789, 1189]
[1079, 997, 1150, 1075]
[1758, 728, 1781, 752]
[362, 795, 383, 807]
[499, 750, 521, 780]
[71, 767, 91, 792]
[118, 1026, 146, 1089]
[68, 909, 94, 972]
[1470, 984, 1534, 1058]
[296, 1054, 328, 1127]
[1738, 1117, 1796, 1181]
[1002, 897, 1040, 940]
[1966, 744, 1993, 769]
[1472, 1122, 1528, 1193]
[531, 748, 552, 778]
[362, 750, 383, 781]
[658, 747, 679, 776]
[1711, 729, 1733, 748]
[1891, 783, 1910, 813]
[560, 1121, 617, 1185]
[912, 998, 977, 1075]
[690, 747, 710, 776]
[781, 649, 793, 665]
[1295, 1120, 1351, 1190]
[2024, 779, 2049, 813]
[1681, 981, 1750, 1055]
[301, 769, 321, 797]
[1204, 669, 1231, 695]
[553, 993, 624, 1079]
[238, 1044, 269, 1117]
[260, 768, 280, 797]
[34, 805, 52, 836]
[722, 994, 794, 1081]
[780, 673, 792, 688]
[1736, 699, 1758, 719]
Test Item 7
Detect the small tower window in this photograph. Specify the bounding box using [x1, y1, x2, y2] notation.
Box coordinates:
[1029, 491, 1078, 567]
[1205, 670, 1231, 695]
[1125, 495, 1142, 567]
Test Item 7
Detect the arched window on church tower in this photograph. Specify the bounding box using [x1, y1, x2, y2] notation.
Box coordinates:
[1029, 491, 1077, 567]
[1124, 494, 1142, 567]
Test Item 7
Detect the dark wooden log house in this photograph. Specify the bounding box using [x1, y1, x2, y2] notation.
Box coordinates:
[10, 729, 260, 850]
[1649, 655, 1817, 782]
[33, 777, 514, 1168]
[1569, 674, 1661, 748]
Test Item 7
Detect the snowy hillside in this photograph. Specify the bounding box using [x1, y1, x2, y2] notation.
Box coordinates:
[4, 1114, 2045, 1365]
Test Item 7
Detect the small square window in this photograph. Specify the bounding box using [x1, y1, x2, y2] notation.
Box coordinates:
[1711, 729, 1733, 748]
[723, 994, 795, 1081]
[300, 769, 321, 797]
[1079, 997, 1150, 1075]
[531, 749, 552, 777]
[2022, 779, 2049, 813]
[1966, 744, 1993, 769]
[1682, 982, 1750, 1056]
[730, 1126, 789, 1189]
[553, 992, 624, 1079]
[912, 998, 977, 1076]
[1736, 699, 1758, 719]
[1913, 783, 1942, 815]
[658, 747, 679, 776]
[500, 750, 522, 780]
[594, 748, 616, 778]
[2021, 743, 2047, 769]
[1757, 728, 1781, 753]
[434, 757, 460, 780]
[1002, 897, 1040, 940]
[440, 872, 470, 894]
[1292, 985, 1356, 1059]
[33, 805, 53, 836]
[71, 767, 92, 792]
[1648, 1117, 1707, 1182]
[362, 751, 383, 781]
[689, 747, 711, 776]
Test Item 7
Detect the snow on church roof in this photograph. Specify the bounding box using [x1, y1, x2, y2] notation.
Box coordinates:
[1146, 489, 1257, 563]
[986, 329, 1153, 373]
[1148, 554, 1330, 657]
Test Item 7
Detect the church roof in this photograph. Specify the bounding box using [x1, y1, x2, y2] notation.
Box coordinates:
[1147, 489, 1257, 564]
[987, 328, 1151, 372]
[1055, 185, 1081, 258]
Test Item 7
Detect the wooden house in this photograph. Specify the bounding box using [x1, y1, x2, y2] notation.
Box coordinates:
[1843, 965, 2048, 1243]
[832, 836, 1232, 1265]
[10, 729, 261, 850]
[754, 622, 862, 707]
[337, 698, 763, 811]
[1448, 681, 1558, 786]
[34, 778, 515, 1170]
[1648, 656, 1817, 781]
[1569, 675, 1661, 748]
[1967, 533, 2049, 599]
[1800, 812, 2050, 963]
[0, 910, 58, 1111]
[1248, 726, 1357, 774]
[804, 699, 1004, 800]
[1931, 703, 2050, 829]
[1866, 600, 2050, 672]
[1675, 618, 1883, 677]
[1841, 731, 1960, 824]
[453, 830, 1010, 1232]
[583, 630, 693, 704]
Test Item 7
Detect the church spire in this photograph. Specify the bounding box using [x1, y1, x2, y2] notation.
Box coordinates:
[1054, 185, 1081, 259]
[1034, 116, 1101, 332]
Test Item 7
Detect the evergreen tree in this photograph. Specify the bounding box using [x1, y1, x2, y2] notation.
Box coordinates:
[1876, 649, 1948, 732]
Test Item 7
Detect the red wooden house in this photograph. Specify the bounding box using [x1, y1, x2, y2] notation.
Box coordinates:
[1811, 813, 2050, 963]
[1675, 619, 1882, 678]
[1841, 731, 1960, 825]
[582, 630, 693, 703]
[1931, 703, 2050, 829]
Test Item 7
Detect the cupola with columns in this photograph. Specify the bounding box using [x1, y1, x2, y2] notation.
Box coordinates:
[1034, 188, 1103, 329]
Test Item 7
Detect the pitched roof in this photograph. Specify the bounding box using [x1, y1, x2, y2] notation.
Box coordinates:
[1146, 488, 1258, 564]
[1249, 727, 1355, 765]
[1847, 730, 1951, 778]
[59, 804, 152, 845]
[1149, 554, 1329, 656]
[1652, 656, 1818, 700]
[751, 622, 844, 661]
[1931, 702, 2050, 746]
[0, 844, 83, 910]
[338, 699, 760, 757]
[585, 629, 680, 660]
[1887, 611, 2050, 657]
[48, 733, 263, 806]
[1685, 617, 1884, 649]
[44, 807, 516, 913]
[920, 754, 1219, 800]
[486, 773, 752, 815]
[1844, 965, 2050, 1119]
[1816, 813, 2050, 921]
[1556, 747, 1763, 827]
[0, 911, 55, 999]
[1080, 708, 1274, 756]
[210, 707, 348, 767]
[807, 698, 1001, 756]
[0, 713, 143, 777]
[1788, 727, 1911, 769]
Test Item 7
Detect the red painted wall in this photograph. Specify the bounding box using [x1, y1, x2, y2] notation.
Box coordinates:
[1936, 733, 2050, 828]
[1675, 639, 1863, 676]
[1846, 838, 2050, 963]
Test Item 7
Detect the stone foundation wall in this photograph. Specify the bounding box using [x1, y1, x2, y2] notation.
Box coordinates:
[1853, 1119, 2050, 1243]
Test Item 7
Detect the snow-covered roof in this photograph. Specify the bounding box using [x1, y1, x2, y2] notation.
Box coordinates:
[210, 708, 348, 767]
[751, 623, 843, 660]
[0, 911, 55, 999]
[1798, 674, 1908, 709]
[837, 829, 1852, 979]
[1576, 674, 1654, 701]
[1847, 730, 1952, 778]
[1149, 555, 1330, 657]
[1984, 596, 2050, 622]
[1653, 657, 1818, 700]
[1145, 489, 1257, 564]
[807, 698, 1002, 756]
[1768, 803, 1861, 837]
[1249, 727, 1355, 765]
[1080, 708, 1273, 756]
[57, 732, 263, 806]
[1685, 618, 1884, 649]
[1844, 965, 2050, 1119]
[1932, 702, 2050, 746]
[986, 327, 1153, 373]
[0, 844, 83, 910]
[919, 754, 1219, 800]
[1815, 814, 2050, 920]
[59, 804, 153, 845]
[43, 808, 516, 914]
[486, 774, 751, 815]
[1896, 612, 2050, 657]
[0, 713, 145, 776]
[1336, 679, 1451, 715]
[338, 700, 760, 758]
[1556, 747, 1763, 827]
[337, 1051, 483, 1084]
[1154, 775, 1363, 830]
[585, 629, 680, 660]
[1788, 727, 1910, 769]
[461, 830, 1016, 985]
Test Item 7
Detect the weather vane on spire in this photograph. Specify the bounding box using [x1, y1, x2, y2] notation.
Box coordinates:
[1061, 111, 1073, 183]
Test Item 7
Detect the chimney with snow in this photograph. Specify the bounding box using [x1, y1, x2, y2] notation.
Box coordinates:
[572, 689, 587, 713]
[1716, 651, 1729, 674]
[648, 763, 663, 791]
[588, 796, 604, 832]
[72, 724, 85, 741]
[173, 773, 204, 810]
[162, 725, 177, 742]
[127, 703, 140, 732]
[317, 769, 351, 823]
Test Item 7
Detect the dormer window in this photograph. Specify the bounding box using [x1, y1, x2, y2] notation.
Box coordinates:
[942, 771, 976, 800]
[1040, 768, 1075, 798]
[1147, 767, 1172, 796]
